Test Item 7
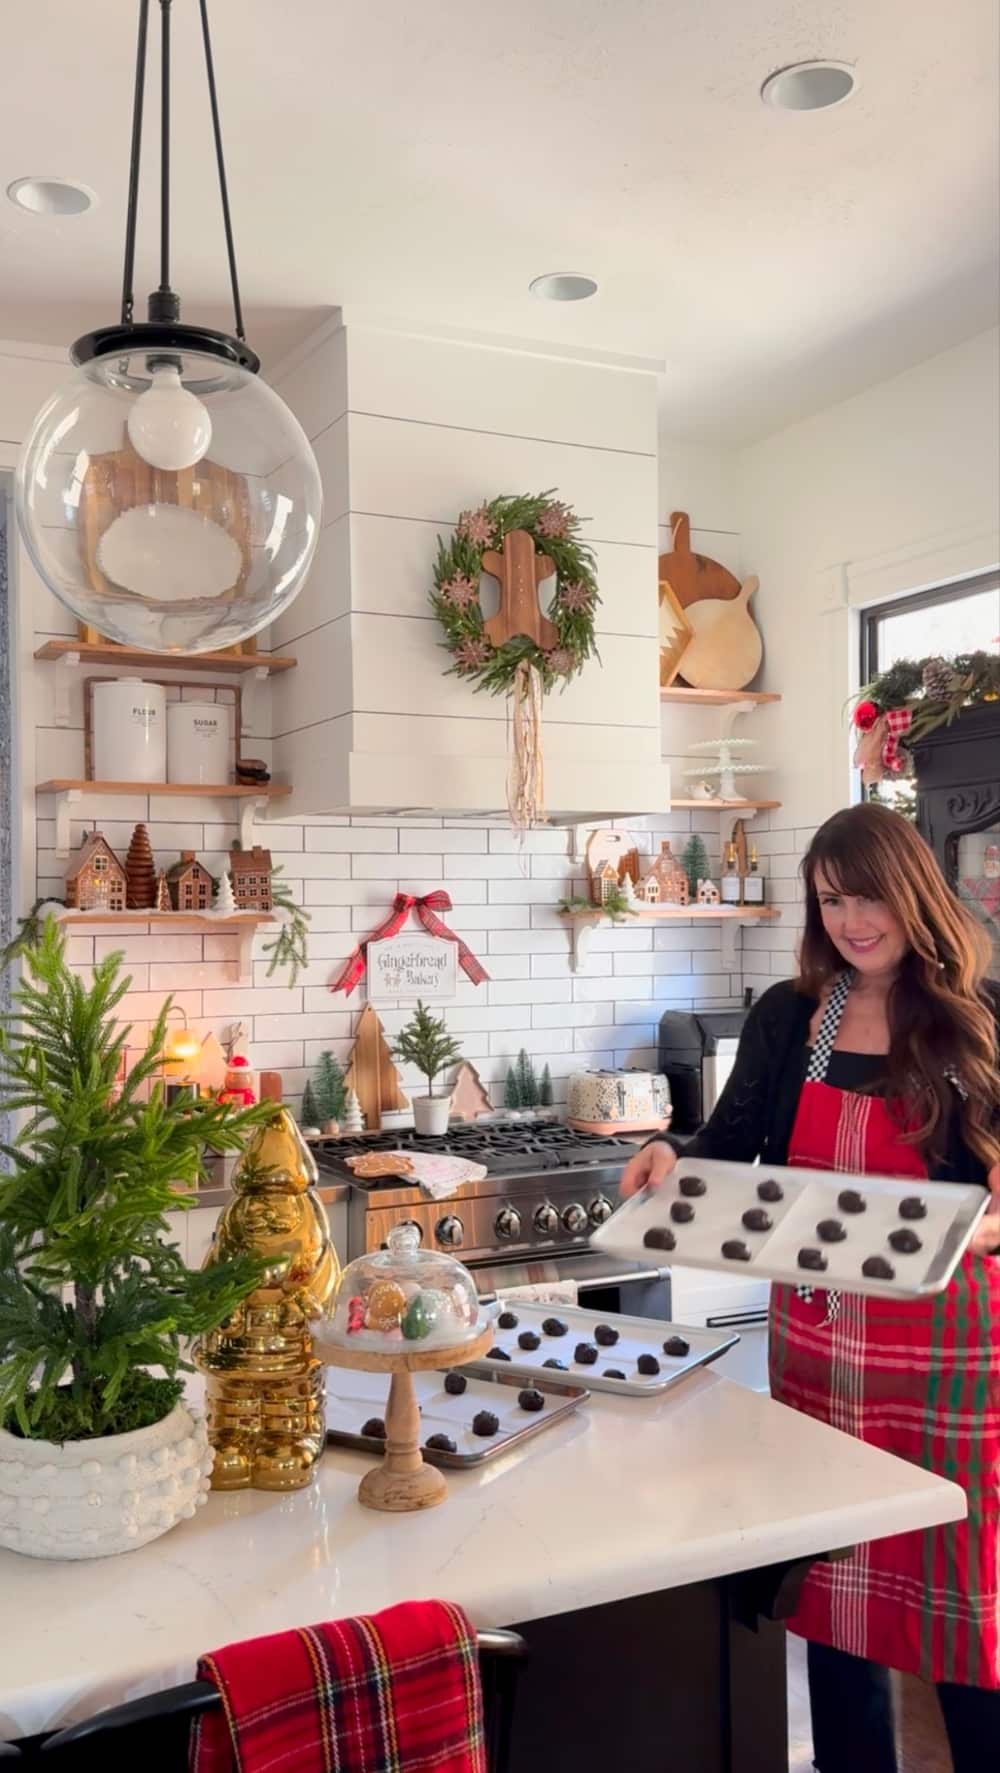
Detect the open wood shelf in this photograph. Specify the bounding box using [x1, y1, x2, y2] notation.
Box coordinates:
[669, 798, 781, 811]
[34, 639, 297, 675]
[561, 906, 780, 922]
[55, 912, 275, 929]
[38, 780, 291, 800]
[660, 687, 780, 706]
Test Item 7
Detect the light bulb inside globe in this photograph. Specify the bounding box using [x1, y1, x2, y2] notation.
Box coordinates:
[127, 363, 213, 471]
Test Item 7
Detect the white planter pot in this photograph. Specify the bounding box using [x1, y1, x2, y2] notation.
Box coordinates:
[0, 1401, 213, 1560]
[413, 1094, 451, 1136]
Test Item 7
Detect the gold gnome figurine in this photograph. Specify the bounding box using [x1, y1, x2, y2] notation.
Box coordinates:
[193, 1110, 339, 1491]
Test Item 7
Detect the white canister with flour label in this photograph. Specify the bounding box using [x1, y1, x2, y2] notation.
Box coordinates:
[167, 701, 230, 785]
[92, 678, 166, 783]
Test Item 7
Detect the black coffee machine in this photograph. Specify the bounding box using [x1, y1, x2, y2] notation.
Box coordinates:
[658, 1007, 748, 1134]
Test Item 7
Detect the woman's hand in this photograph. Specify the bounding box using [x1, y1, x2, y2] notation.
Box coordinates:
[969, 1163, 1000, 1257]
[620, 1139, 677, 1199]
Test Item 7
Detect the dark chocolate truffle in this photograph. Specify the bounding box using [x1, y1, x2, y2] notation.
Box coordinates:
[574, 1342, 599, 1366]
[817, 1219, 846, 1243]
[899, 1197, 927, 1221]
[594, 1323, 619, 1347]
[742, 1207, 773, 1233]
[361, 1417, 386, 1439]
[722, 1239, 752, 1262]
[798, 1247, 828, 1272]
[486, 1347, 512, 1362]
[425, 1433, 457, 1453]
[663, 1335, 690, 1358]
[670, 1199, 695, 1224]
[517, 1330, 541, 1351]
[888, 1228, 922, 1254]
[472, 1410, 500, 1437]
[757, 1178, 784, 1203]
[443, 1371, 467, 1396]
[838, 1189, 866, 1214]
[497, 1310, 519, 1329]
[643, 1225, 677, 1251]
[679, 1174, 707, 1197]
[518, 1388, 545, 1413]
[542, 1358, 568, 1371]
[541, 1316, 568, 1337]
[603, 1369, 626, 1380]
[637, 1353, 661, 1376]
[862, 1255, 895, 1281]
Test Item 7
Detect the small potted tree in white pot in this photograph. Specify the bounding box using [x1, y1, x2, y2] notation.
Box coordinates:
[392, 1001, 462, 1136]
[0, 923, 277, 1559]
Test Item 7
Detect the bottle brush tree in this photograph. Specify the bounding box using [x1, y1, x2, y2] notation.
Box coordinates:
[681, 834, 710, 898]
[515, 1047, 539, 1109]
[0, 922, 278, 1444]
[392, 1001, 462, 1097]
[312, 1050, 347, 1125]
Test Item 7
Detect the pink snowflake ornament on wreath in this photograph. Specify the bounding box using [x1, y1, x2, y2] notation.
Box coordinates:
[545, 647, 577, 677]
[440, 574, 480, 609]
[559, 580, 593, 613]
[537, 502, 571, 539]
[457, 506, 494, 546]
[455, 637, 491, 670]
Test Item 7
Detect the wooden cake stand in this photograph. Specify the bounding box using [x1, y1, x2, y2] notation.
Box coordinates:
[321, 1325, 493, 1513]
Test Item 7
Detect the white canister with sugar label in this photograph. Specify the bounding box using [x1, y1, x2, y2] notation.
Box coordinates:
[167, 701, 230, 785]
[92, 678, 166, 783]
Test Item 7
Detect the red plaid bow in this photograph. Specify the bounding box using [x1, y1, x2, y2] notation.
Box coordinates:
[881, 706, 913, 774]
[331, 892, 489, 995]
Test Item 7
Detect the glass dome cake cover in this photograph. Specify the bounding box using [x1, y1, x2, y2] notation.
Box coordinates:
[327, 1224, 487, 1353]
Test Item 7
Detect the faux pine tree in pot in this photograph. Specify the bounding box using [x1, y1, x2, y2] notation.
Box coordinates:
[392, 1001, 462, 1136]
[0, 922, 278, 1559]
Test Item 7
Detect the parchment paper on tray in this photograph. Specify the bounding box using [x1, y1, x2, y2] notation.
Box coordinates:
[345, 1150, 487, 1199]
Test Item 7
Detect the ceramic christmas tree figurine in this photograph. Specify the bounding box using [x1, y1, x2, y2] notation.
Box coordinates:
[214, 870, 236, 916]
[124, 822, 157, 910]
[154, 869, 171, 912]
[192, 1110, 340, 1492]
[341, 1087, 364, 1135]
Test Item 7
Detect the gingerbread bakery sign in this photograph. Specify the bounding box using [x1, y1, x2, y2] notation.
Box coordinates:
[367, 932, 458, 1004]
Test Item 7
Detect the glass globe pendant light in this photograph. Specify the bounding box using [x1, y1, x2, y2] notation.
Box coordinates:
[16, 0, 322, 654]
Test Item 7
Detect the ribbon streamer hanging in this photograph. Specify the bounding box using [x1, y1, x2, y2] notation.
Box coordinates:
[330, 891, 489, 996]
[507, 660, 546, 835]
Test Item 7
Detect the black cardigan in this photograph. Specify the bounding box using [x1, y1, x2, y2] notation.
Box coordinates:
[656, 978, 1000, 1186]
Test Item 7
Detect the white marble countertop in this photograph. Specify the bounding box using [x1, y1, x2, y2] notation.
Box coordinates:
[0, 1371, 964, 1741]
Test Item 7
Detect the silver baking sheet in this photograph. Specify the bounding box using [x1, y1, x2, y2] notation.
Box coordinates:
[325, 1365, 588, 1469]
[467, 1300, 738, 1397]
[591, 1156, 989, 1300]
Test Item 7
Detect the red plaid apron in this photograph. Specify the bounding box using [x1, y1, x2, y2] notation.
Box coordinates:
[190, 1599, 487, 1773]
[770, 989, 1000, 1688]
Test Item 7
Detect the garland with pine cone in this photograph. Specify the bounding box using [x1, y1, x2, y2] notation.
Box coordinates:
[851, 648, 1000, 784]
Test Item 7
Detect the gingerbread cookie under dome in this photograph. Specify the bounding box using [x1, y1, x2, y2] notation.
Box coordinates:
[325, 1224, 487, 1353]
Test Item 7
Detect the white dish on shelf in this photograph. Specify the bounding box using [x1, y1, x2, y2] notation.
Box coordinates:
[591, 1157, 988, 1300]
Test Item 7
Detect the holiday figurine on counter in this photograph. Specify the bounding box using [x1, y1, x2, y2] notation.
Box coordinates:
[192, 1110, 340, 1492]
[154, 869, 171, 912]
[341, 1087, 364, 1135]
[64, 831, 127, 912]
[213, 870, 236, 916]
[219, 1054, 257, 1107]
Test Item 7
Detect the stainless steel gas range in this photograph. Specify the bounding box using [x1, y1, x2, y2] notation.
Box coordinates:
[313, 1121, 669, 1317]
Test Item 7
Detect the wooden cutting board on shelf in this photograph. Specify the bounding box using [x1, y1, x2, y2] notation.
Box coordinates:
[658, 511, 742, 609]
[680, 577, 762, 690]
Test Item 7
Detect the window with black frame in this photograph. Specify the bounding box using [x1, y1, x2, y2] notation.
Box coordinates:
[860, 570, 1000, 817]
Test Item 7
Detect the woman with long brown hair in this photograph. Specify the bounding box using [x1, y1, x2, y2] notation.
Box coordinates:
[621, 803, 1000, 1773]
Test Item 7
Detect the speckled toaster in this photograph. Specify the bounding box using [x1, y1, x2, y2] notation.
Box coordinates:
[566, 1068, 672, 1134]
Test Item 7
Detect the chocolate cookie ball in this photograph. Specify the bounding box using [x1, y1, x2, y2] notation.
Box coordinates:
[518, 1388, 545, 1413]
[663, 1335, 690, 1358]
[798, 1247, 828, 1272]
[443, 1371, 467, 1396]
[541, 1317, 568, 1337]
[757, 1178, 784, 1203]
[643, 1225, 677, 1251]
[742, 1207, 772, 1233]
[425, 1433, 457, 1454]
[594, 1324, 619, 1347]
[838, 1189, 866, 1214]
[497, 1310, 519, 1329]
[899, 1197, 927, 1221]
[361, 1417, 386, 1439]
[472, 1410, 499, 1437]
[679, 1175, 707, 1198]
[817, 1219, 846, 1243]
[486, 1347, 511, 1362]
[517, 1330, 541, 1351]
[670, 1200, 695, 1224]
[574, 1342, 599, 1366]
[542, 1358, 568, 1371]
[637, 1353, 661, 1376]
[888, 1228, 922, 1254]
[862, 1255, 895, 1281]
[722, 1239, 751, 1262]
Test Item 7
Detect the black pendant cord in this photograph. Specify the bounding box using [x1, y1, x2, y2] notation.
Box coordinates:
[120, 0, 150, 326]
[158, 0, 173, 300]
[199, 0, 246, 341]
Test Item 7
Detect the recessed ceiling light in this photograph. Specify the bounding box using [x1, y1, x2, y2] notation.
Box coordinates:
[529, 273, 598, 302]
[6, 177, 96, 216]
[760, 61, 858, 112]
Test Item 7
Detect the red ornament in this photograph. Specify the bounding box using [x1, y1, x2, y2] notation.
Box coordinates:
[853, 699, 880, 732]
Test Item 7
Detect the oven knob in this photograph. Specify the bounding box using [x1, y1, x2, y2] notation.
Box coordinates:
[495, 1206, 522, 1242]
[562, 1201, 588, 1235]
[588, 1195, 613, 1227]
[533, 1203, 559, 1237]
[436, 1214, 465, 1249]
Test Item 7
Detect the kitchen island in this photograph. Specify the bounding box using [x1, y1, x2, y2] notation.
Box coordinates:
[1, 1368, 964, 1770]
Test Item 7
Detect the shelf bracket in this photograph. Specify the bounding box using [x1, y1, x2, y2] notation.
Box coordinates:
[236, 922, 255, 984]
[53, 788, 84, 858]
[720, 919, 742, 972]
[53, 651, 80, 728]
[719, 699, 758, 740]
[564, 914, 601, 974]
[238, 795, 268, 851]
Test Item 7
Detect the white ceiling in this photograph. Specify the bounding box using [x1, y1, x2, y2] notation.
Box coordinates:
[1, 0, 996, 442]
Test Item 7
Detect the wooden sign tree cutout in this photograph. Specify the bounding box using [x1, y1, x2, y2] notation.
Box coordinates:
[482, 531, 559, 649]
[345, 1005, 409, 1132]
[449, 1060, 493, 1122]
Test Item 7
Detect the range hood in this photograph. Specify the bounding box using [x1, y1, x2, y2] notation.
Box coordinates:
[268, 319, 669, 822]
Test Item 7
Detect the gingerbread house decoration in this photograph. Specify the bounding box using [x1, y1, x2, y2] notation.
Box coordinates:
[592, 860, 621, 907]
[65, 832, 127, 912]
[634, 841, 689, 907]
[697, 878, 721, 906]
[228, 845, 273, 912]
[167, 851, 215, 912]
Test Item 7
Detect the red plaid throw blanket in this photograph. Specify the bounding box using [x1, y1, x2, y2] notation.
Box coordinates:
[190, 1599, 487, 1773]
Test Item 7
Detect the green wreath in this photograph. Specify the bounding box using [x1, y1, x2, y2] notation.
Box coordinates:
[853, 648, 1000, 745]
[431, 490, 600, 694]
